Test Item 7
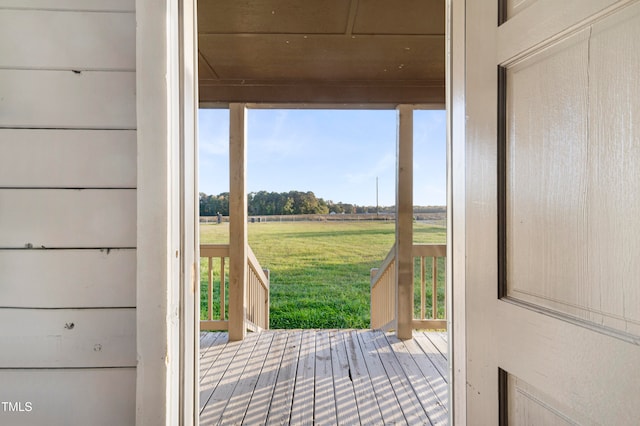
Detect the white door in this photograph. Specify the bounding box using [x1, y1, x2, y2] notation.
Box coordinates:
[460, 0, 640, 423]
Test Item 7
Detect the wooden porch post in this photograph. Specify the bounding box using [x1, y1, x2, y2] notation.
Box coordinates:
[396, 105, 413, 340]
[229, 103, 248, 341]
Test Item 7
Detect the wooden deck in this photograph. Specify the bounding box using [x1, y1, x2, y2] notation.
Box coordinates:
[199, 330, 448, 425]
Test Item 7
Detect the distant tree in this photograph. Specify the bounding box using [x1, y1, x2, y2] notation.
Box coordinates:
[199, 193, 211, 216]
[299, 191, 318, 214]
[199, 190, 401, 216]
[341, 202, 356, 214]
[217, 193, 229, 215]
[282, 197, 294, 215]
[249, 191, 273, 215]
[316, 198, 329, 215]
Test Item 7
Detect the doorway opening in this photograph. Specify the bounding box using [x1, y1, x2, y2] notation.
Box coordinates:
[197, 105, 449, 423]
[198, 107, 446, 330]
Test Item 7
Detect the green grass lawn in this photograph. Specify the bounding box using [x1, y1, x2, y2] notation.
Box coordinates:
[200, 220, 446, 329]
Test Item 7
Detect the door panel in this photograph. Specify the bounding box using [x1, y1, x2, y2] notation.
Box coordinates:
[586, 6, 640, 335]
[505, 29, 590, 325]
[495, 299, 639, 424]
[464, 0, 640, 423]
[506, 373, 584, 425]
[504, 3, 640, 337]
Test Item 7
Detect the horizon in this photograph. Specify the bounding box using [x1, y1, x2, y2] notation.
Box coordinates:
[198, 108, 446, 207]
[199, 189, 447, 210]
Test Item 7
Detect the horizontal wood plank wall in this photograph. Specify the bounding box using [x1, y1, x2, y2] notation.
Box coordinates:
[0, 189, 136, 248]
[0, 10, 135, 70]
[0, 309, 136, 367]
[0, 130, 136, 188]
[0, 0, 134, 11]
[0, 369, 136, 425]
[0, 2, 136, 424]
[0, 70, 136, 129]
[0, 249, 135, 307]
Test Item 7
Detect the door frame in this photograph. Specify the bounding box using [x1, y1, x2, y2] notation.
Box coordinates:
[135, 0, 199, 424]
[136, 0, 463, 423]
[448, 0, 467, 423]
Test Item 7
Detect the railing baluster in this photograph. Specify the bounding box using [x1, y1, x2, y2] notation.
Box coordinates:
[248, 265, 252, 323]
[420, 256, 426, 320]
[220, 257, 225, 321]
[263, 269, 270, 328]
[252, 269, 255, 323]
[208, 257, 213, 321]
[432, 255, 438, 320]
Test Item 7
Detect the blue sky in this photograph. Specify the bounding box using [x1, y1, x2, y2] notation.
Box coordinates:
[198, 108, 446, 207]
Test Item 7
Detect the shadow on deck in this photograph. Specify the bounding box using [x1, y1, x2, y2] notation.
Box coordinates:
[199, 329, 448, 425]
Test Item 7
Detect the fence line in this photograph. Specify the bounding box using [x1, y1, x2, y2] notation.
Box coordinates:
[200, 212, 446, 224]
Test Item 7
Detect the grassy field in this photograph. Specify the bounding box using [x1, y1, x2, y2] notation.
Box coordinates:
[200, 221, 446, 329]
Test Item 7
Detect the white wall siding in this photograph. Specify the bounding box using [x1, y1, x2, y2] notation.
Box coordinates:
[0, 309, 136, 368]
[0, 189, 136, 248]
[0, 369, 136, 425]
[0, 0, 134, 12]
[0, 70, 136, 129]
[0, 2, 136, 424]
[0, 249, 135, 307]
[0, 10, 135, 70]
[0, 130, 136, 188]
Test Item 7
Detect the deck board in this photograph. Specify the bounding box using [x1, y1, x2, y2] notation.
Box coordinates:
[200, 334, 258, 419]
[370, 331, 430, 425]
[290, 329, 316, 425]
[313, 330, 338, 425]
[343, 330, 385, 425]
[223, 332, 275, 424]
[357, 330, 408, 425]
[331, 330, 360, 425]
[413, 332, 448, 380]
[199, 333, 233, 413]
[199, 329, 448, 425]
[244, 332, 288, 425]
[386, 334, 448, 425]
[266, 331, 302, 425]
[427, 332, 449, 360]
[402, 335, 449, 418]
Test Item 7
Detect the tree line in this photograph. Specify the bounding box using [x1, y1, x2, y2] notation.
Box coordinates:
[199, 190, 384, 216]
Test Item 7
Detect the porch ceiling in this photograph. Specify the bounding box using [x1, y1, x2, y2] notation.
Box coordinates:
[198, 0, 445, 105]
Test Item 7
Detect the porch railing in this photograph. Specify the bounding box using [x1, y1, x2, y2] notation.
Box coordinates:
[370, 245, 397, 330]
[201, 244, 229, 331]
[246, 245, 270, 331]
[412, 244, 446, 330]
[200, 244, 269, 332]
[370, 243, 446, 331]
